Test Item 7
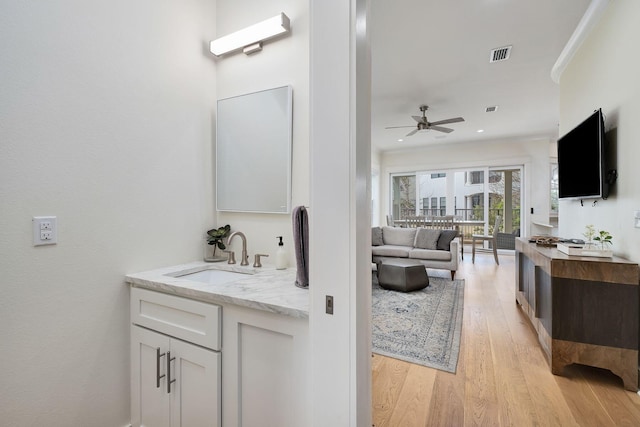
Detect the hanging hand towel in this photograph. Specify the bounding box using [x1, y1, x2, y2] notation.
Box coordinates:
[292, 206, 309, 288]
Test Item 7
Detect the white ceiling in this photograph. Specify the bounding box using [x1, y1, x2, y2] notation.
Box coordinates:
[370, 0, 592, 153]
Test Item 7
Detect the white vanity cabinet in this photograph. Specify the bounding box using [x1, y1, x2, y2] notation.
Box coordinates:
[127, 263, 310, 427]
[130, 287, 222, 427]
[222, 304, 309, 427]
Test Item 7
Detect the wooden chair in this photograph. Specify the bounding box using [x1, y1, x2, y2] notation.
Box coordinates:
[472, 216, 501, 264]
[386, 214, 394, 226]
[428, 215, 454, 230]
[405, 215, 426, 228]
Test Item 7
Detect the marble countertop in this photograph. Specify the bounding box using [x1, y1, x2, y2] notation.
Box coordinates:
[125, 261, 309, 319]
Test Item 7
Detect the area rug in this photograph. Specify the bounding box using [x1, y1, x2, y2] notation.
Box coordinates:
[372, 272, 465, 373]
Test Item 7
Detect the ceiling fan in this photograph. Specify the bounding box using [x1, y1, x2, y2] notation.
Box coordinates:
[386, 105, 465, 136]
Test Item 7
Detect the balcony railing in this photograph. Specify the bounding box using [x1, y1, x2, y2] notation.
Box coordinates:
[400, 208, 519, 221]
[397, 208, 521, 238]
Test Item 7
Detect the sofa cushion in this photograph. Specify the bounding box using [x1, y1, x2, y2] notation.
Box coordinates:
[372, 227, 384, 246]
[409, 248, 452, 261]
[372, 245, 411, 258]
[414, 228, 441, 250]
[437, 229, 458, 251]
[382, 226, 416, 246]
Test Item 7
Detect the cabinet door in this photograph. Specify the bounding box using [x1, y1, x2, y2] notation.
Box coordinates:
[516, 251, 526, 301]
[223, 304, 309, 427]
[131, 326, 171, 427]
[523, 255, 535, 312]
[169, 339, 221, 427]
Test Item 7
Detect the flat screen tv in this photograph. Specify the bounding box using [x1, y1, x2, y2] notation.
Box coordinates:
[557, 108, 613, 200]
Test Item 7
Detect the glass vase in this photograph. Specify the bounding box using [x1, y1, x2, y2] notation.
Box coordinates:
[203, 240, 226, 262]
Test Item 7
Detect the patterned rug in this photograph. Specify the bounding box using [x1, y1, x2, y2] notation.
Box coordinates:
[372, 272, 465, 373]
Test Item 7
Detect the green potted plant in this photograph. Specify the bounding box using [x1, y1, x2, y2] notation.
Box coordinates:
[582, 224, 596, 248]
[581, 224, 613, 257]
[204, 224, 231, 262]
[593, 229, 613, 250]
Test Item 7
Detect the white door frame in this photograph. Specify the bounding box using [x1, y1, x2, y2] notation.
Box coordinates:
[309, 0, 371, 426]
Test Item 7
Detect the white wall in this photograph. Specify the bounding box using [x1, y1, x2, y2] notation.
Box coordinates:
[0, 1, 217, 424]
[214, 0, 309, 265]
[558, 0, 640, 262]
[378, 138, 553, 235]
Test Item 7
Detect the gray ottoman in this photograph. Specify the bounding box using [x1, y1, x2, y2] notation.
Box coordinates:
[377, 259, 429, 292]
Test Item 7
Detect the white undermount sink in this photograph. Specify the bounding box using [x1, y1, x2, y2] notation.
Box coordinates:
[175, 268, 253, 285]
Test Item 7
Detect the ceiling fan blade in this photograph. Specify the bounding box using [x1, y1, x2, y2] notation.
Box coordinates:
[406, 128, 419, 136]
[385, 125, 415, 129]
[429, 117, 465, 126]
[429, 125, 454, 133]
[411, 115, 424, 123]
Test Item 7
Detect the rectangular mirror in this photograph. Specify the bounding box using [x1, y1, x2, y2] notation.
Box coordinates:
[216, 86, 293, 213]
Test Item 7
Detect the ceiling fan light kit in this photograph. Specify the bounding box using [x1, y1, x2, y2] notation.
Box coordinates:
[386, 105, 465, 137]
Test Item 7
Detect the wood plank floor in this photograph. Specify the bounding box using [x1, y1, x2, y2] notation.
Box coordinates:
[372, 252, 640, 426]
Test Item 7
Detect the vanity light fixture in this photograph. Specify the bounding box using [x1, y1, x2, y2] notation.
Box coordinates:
[210, 13, 290, 57]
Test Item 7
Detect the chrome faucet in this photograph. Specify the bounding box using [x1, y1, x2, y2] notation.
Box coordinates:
[227, 231, 249, 266]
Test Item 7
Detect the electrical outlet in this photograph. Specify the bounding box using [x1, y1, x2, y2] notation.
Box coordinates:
[33, 216, 57, 246]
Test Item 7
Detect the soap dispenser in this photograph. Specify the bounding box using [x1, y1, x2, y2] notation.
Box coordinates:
[276, 236, 287, 270]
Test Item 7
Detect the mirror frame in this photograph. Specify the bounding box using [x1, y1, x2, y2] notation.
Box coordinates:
[216, 85, 293, 214]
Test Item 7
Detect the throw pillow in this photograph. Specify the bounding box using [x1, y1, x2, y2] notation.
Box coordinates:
[414, 228, 441, 250]
[437, 229, 458, 251]
[381, 226, 417, 246]
[371, 227, 384, 246]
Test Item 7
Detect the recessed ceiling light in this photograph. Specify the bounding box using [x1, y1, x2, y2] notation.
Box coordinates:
[397, 139, 403, 142]
[477, 129, 484, 133]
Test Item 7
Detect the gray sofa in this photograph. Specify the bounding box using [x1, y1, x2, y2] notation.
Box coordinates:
[372, 226, 459, 279]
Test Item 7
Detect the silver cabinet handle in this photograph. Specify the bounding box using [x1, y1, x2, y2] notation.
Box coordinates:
[167, 351, 176, 393]
[156, 347, 166, 388]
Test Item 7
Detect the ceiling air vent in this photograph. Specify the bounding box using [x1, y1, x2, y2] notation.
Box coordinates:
[489, 45, 512, 63]
[485, 105, 499, 113]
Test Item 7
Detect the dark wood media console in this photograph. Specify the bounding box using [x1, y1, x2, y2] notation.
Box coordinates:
[515, 238, 640, 391]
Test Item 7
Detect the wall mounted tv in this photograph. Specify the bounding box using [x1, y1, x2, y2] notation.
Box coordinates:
[557, 108, 615, 200]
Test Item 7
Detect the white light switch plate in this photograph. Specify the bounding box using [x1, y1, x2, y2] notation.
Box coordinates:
[635, 211, 640, 228]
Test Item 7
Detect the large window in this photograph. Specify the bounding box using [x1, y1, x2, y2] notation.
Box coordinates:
[550, 163, 559, 214]
[488, 168, 521, 235]
[439, 197, 446, 216]
[391, 166, 522, 244]
[391, 175, 415, 220]
[468, 171, 483, 185]
[460, 170, 483, 222]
